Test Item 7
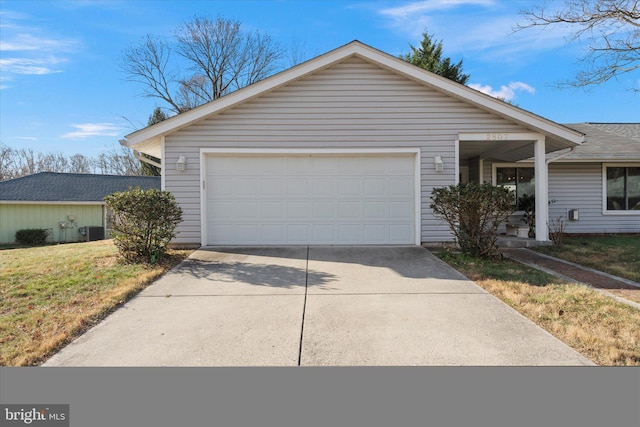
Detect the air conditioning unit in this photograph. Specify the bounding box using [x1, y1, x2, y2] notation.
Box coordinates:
[85, 226, 105, 242]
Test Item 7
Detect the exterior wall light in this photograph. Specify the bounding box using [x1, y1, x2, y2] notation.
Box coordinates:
[434, 155, 444, 172]
[176, 155, 186, 171]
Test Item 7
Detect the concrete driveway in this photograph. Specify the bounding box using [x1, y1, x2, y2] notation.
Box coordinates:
[43, 247, 593, 366]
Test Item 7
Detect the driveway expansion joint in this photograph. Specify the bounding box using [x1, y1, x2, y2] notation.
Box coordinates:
[297, 246, 310, 366]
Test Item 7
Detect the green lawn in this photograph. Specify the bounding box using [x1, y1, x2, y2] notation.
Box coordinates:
[0, 240, 192, 366]
[534, 235, 640, 283]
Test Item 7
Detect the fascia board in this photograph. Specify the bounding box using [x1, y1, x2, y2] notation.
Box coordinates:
[353, 43, 584, 145]
[124, 43, 365, 146]
[124, 40, 584, 148]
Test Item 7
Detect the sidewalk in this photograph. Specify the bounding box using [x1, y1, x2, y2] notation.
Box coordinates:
[503, 248, 640, 309]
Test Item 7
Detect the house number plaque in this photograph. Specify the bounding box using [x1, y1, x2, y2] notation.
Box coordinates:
[486, 133, 509, 140]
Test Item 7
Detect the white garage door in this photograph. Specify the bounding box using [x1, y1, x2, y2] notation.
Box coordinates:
[205, 154, 416, 245]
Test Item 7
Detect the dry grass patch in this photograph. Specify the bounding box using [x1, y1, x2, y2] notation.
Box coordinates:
[535, 235, 640, 283]
[0, 240, 192, 366]
[438, 251, 640, 366]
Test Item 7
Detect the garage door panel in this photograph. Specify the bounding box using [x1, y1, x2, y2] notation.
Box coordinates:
[362, 157, 388, 173]
[262, 202, 283, 219]
[338, 178, 361, 195]
[311, 201, 336, 219]
[209, 177, 235, 195]
[363, 179, 386, 196]
[260, 178, 284, 194]
[311, 224, 335, 242]
[236, 201, 259, 218]
[285, 158, 310, 174]
[389, 177, 413, 196]
[390, 224, 414, 243]
[287, 178, 309, 195]
[338, 224, 360, 242]
[389, 201, 413, 219]
[363, 201, 386, 219]
[260, 157, 286, 173]
[287, 224, 308, 242]
[312, 178, 337, 195]
[262, 224, 284, 242]
[338, 201, 360, 219]
[236, 178, 260, 195]
[206, 154, 415, 245]
[210, 201, 235, 219]
[363, 224, 386, 243]
[287, 201, 310, 219]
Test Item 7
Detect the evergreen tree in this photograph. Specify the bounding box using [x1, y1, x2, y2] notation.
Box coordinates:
[401, 32, 469, 84]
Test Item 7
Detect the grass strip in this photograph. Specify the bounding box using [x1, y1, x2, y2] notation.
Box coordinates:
[0, 240, 192, 366]
[438, 250, 640, 366]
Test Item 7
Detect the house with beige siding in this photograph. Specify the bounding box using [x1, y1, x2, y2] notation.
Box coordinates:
[121, 41, 639, 247]
[0, 172, 160, 244]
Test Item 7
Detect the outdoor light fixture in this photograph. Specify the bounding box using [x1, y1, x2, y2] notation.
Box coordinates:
[176, 155, 186, 171]
[434, 155, 444, 172]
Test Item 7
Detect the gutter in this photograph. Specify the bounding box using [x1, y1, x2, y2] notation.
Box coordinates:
[546, 147, 575, 166]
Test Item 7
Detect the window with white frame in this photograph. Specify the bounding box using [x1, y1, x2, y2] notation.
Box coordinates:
[606, 166, 640, 211]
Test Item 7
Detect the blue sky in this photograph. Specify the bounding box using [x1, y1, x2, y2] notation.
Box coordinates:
[1, 0, 639, 158]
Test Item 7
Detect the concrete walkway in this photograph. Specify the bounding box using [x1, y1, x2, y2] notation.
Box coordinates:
[43, 247, 594, 366]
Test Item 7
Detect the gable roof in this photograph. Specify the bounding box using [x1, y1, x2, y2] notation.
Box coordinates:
[0, 173, 160, 202]
[122, 40, 583, 158]
[562, 123, 640, 161]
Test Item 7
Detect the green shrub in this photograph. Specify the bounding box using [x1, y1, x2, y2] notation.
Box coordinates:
[15, 229, 49, 245]
[104, 187, 183, 263]
[430, 182, 513, 258]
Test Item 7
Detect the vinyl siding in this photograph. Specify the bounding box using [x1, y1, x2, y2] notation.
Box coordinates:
[164, 57, 534, 245]
[0, 204, 104, 243]
[483, 160, 640, 234]
[548, 163, 640, 234]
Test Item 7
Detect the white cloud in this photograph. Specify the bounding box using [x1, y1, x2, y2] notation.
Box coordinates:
[378, 0, 496, 40]
[381, 0, 495, 18]
[0, 33, 81, 52]
[376, 1, 581, 62]
[61, 123, 123, 139]
[0, 10, 82, 84]
[0, 57, 64, 75]
[468, 81, 535, 100]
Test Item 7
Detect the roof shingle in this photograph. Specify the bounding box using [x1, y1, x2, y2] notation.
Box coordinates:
[0, 173, 161, 202]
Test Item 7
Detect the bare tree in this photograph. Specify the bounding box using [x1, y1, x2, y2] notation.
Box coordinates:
[516, 0, 640, 89]
[0, 142, 16, 181]
[39, 152, 69, 174]
[121, 16, 284, 115]
[69, 154, 93, 174]
[94, 146, 141, 176]
[0, 143, 144, 181]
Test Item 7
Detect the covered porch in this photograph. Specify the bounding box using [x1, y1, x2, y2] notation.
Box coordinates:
[456, 131, 581, 243]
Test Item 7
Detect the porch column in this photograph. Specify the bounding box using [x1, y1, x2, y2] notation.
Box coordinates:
[534, 137, 548, 241]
